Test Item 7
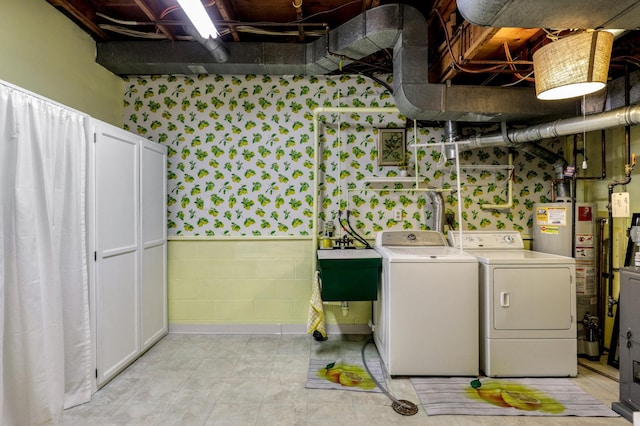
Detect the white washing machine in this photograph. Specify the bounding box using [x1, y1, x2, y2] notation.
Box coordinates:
[373, 230, 479, 376]
[449, 231, 577, 377]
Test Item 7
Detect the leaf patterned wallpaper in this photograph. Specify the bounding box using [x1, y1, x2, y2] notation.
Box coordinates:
[122, 74, 561, 237]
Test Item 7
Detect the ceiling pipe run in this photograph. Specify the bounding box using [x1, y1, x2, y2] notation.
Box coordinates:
[458, 103, 640, 197]
[461, 104, 640, 148]
[97, 4, 576, 123]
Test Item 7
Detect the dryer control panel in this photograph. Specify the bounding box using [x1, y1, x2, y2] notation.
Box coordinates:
[376, 230, 447, 247]
[448, 231, 524, 250]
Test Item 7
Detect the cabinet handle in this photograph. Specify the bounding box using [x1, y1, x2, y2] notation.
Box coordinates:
[500, 292, 510, 307]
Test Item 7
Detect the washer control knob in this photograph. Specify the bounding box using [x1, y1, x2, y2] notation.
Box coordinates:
[503, 235, 514, 244]
[406, 233, 416, 241]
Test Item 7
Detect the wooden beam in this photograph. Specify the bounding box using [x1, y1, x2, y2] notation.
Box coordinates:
[215, 0, 240, 42]
[293, 0, 304, 42]
[430, 21, 541, 83]
[132, 0, 175, 41]
[47, 0, 110, 40]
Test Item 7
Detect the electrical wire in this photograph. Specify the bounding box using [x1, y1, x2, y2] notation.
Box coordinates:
[160, 0, 217, 20]
[291, 0, 361, 23]
[99, 25, 189, 39]
[542, 28, 563, 41]
[501, 70, 535, 87]
[430, 9, 510, 75]
[502, 42, 535, 83]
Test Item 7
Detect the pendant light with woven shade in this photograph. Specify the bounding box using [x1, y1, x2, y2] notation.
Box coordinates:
[533, 31, 614, 100]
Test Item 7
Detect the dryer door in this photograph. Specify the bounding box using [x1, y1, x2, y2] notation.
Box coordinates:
[491, 266, 575, 338]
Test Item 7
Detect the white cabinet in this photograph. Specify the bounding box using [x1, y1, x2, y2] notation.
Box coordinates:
[140, 140, 168, 351]
[88, 119, 167, 387]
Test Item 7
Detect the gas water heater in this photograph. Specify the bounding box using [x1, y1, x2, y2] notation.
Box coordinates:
[532, 202, 599, 360]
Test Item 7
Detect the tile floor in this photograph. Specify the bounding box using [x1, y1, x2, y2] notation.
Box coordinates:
[63, 333, 629, 425]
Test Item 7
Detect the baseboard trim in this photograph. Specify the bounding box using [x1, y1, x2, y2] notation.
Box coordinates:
[168, 323, 372, 335]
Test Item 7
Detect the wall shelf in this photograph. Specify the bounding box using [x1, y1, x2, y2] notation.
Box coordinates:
[362, 177, 419, 185]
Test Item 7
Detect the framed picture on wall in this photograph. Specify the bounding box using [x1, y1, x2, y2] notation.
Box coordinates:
[377, 128, 406, 166]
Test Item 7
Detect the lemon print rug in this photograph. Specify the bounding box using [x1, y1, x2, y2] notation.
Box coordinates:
[410, 377, 619, 417]
[305, 359, 384, 393]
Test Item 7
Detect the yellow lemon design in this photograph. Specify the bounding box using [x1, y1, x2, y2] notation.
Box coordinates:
[476, 383, 510, 407]
[501, 390, 542, 411]
[338, 371, 364, 387]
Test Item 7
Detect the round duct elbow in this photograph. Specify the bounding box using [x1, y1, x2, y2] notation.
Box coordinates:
[185, 25, 230, 63]
[202, 37, 229, 63]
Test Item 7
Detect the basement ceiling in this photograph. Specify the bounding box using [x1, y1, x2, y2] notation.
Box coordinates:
[45, 0, 640, 123]
[45, 0, 640, 82]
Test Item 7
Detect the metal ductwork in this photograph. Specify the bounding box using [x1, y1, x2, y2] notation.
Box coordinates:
[97, 4, 576, 123]
[426, 191, 445, 233]
[457, 0, 640, 30]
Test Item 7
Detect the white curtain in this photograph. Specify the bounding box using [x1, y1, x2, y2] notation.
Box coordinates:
[0, 83, 92, 425]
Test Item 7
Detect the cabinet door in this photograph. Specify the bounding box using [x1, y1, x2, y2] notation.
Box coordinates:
[140, 140, 167, 351]
[94, 122, 140, 386]
[492, 266, 573, 333]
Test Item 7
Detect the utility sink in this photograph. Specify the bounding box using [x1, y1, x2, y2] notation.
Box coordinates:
[316, 249, 381, 301]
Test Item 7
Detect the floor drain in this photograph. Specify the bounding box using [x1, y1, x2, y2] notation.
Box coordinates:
[392, 399, 419, 416]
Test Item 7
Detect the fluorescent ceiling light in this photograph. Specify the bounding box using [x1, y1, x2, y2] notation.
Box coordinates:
[177, 0, 218, 39]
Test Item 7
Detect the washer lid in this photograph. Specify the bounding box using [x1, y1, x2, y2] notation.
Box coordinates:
[375, 245, 478, 263]
[467, 249, 575, 264]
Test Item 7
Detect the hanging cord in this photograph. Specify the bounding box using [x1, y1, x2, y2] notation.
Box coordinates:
[361, 337, 419, 416]
[582, 95, 588, 169]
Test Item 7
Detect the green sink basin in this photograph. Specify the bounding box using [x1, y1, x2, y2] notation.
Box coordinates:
[316, 249, 381, 301]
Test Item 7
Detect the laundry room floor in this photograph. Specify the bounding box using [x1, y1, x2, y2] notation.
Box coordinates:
[63, 334, 628, 425]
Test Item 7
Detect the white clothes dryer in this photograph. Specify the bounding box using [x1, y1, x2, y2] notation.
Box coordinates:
[449, 231, 577, 377]
[373, 230, 479, 376]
